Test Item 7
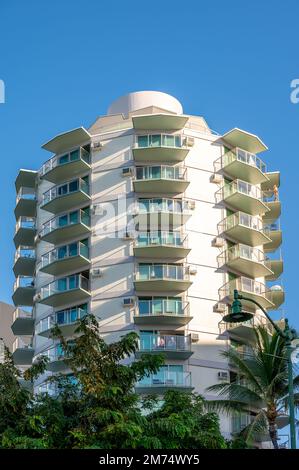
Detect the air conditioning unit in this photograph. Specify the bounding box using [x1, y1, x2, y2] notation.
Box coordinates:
[123, 232, 134, 240]
[213, 302, 226, 314]
[92, 268, 102, 277]
[188, 200, 196, 210]
[92, 141, 103, 150]
[122, 167, 133, 177]
[210, 173, 223, 184]
[184, 136, 195, 147]
[188, 266, 197, 275]
[123, 297, 135, 307]
[33, 293, 41, 303]
[191, 333, 199, 343]
[212, 237, 224, 248]
[34, 233, 41, 243]
[92, 204, 104, 215]
[218, 371, 229, 381]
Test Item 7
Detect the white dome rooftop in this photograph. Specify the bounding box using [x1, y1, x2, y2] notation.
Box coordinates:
[107, 91, 183, 116]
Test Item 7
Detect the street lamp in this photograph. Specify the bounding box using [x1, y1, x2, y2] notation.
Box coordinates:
[223, 289, 297, 450]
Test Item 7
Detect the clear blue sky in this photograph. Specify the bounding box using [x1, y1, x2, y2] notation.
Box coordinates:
[0, 0, 298, 329]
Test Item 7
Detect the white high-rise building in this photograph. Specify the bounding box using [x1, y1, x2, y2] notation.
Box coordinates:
[12, 91, 284, 439]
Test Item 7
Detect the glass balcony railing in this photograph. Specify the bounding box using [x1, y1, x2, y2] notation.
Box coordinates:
[41, 178, 90, 208]
[219, 277, 272, 308]
[223, 148, 267, 173]
[12, 338, 33, 353]
[13, 307, 33, 323]
[135, 264, 188, 282]
[136, 232, 187, 248]
[136, 370, 192, 388]
[139, 334, 191, 353]
[40, 208, 90, 239]
[135, 165, 187, 181]
[15, 216, 35, 232]
[137, 198, 192, 215]
[134, 134, 183, 149]
[218, 244, 267, 267]
[221, 180, 263, 201]
[16, 187, 36, 204]
[36, 306, 88, 335]
[14, 246, 35, 263]
[40, 274, 90, 301]
[218, 212, 263, 234]
[137, 298, 189, 318]
[13, 276, 34, 291]
[40, 147, 90, 177]
[41, 241, 89, 269]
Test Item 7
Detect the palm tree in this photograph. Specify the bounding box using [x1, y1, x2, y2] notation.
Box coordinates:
[206, 325, 299, 448]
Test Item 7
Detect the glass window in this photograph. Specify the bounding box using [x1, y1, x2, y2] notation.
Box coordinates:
[70, 210, 79, 224]
[58, 184, 68, 196]
[70, 149, 79, 161]
[57, 278, 67, 292]
[69, 275, 78, 290]
[68, 242, 78, 257]
[58, 245, 67, 259]
[58, 214, 68, 227]
[58, 154, 69, 165]
[150, 135, 161, 147]
[137, 135, 148, 148]
[69, 180, 79, 193]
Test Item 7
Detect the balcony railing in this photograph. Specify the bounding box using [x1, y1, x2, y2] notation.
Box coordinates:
[221, 179, 263, 201]
[218, 244, 267, 267]
[40, 147, 90, 177]
[15, 216, 35, 232]
[13, 307, 33, 323]
[218, 212, 263, 234]
[40, 208, 90, 238]
[137, 198, 192, 215]
[219, 276, 272, 308]
[41, 178, 89, 208]
[219, 312, 279, 336]
[14, 246, 35, 263]
[135, 165, 187, 181]
[13, 276, 34, 291]
[223, 148, 267, 173]
[135, 264, 189, 282]
[40, 274, 90, 301]
[36, 306, 88, 335]
[139, 334, 191, 353]
[12, 337, 33, 353]
[134, 134, 183, 149]
[136, 370, 192, 388]
[41, 241, 89, 269]
[136, 232, 188, 248]
[16, 187, 36, 204]
[137, 299, 189, 318]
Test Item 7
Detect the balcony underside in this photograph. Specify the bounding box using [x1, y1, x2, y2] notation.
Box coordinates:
[261, 172, 280, 191]
[225, 324, 256, 343]
[135, 384, 194, 394]
[40, 255, 90, 276]
[12, 287, 35, 307]
[15, 170, 37, 193]
[225, 257, 273, 278]
[135, 350, 193, 360]
[222, 224, 271, 247]
[41, 160, 91, 184]
[133, 245, 191, 259]
[136, 212, 191, 229]
[14, 199, 36, 219]
[14, 228, 36, 248]
[47, 359, 69, 373]
[38, 320, 81, 338]
[12, 348, 34, 365]
[132, 147, 189, 163]
[41, 191, 91, 214]
[40, 222, 90, 245]
[133, 179, 189, 194]
[223, 159, 268, 185]
[262, 201, 281, 223]
[39, 288, 91, 308]
[13, 257, 36, 276]
[223, 192, 269, 216]
[132, 114, 189, 131]
[11, 317, 34, 336]
[134, 314, 193, 326]
[265, 260, 283, 280]
[222, 128, 268, 154]
[263, 230, 282, 252]
[134, 279, 192, 293]
[221, 289, 274, 311]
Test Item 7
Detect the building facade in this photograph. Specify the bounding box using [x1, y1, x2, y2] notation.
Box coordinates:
[12, 91, 284, 439]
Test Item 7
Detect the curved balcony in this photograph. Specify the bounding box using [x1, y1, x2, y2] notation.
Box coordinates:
[132, 134, 189, 163]
[136, 369, 193, 394]
[136, 334, 192, 360]
[216, 147, 268, 184]
[39, 147, 90, 184]
[262, 194, 281, 223]
[11, 307, 34, 335]
[134, 298, 191, 326]
[134, 232, 190, 259]
[136, 198, 194, 229]
[12, 276, 35, 306]
[217, 180, 269, 216]
[14, 217, 36, 248]
[261, 171, 280, 192]
[219, 312, 277, 343]
[35, 344, 69, 372]
[39, 208, 90, 244]
[13, 246, 36, 276]
[132, 114, 189, 131]
[40, 177, 90, 214]
[219, 276, 274, 310]
[217, 244, 273, 278]
[38, 274, 90, 307]
[15, 169, 37, 194]
[14, 187, 36, 219]
[36, 305, 88, 338]
[218, 212, 271, 247]
[263, 222, 282, 252]
[133, 165, 189, 194]
[12, 338, 34, 365]
[268, 283, 285, 309]
[265, 255, 283, 281]
[40, 241, 90, 276]
[134, 264, 192, 293]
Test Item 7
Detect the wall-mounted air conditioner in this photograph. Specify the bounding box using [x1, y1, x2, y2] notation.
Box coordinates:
[184, 136, 195, 147]
[213, 303, 226, 314]
[33, 293, 41, 303]
[92, 268, 102, 277]
[123, 297, 135, 307]
[188, 200, 196, 210]
[191, 333, 199, 343]
[92, 204, 104, 215]
[212, 237, 224, 248]
[122, 167, 133, 177]
[188, 266, 197, 275]
[218, 371, 229, 381]
[210, 173, 223, 184]
[92, 141, 103, 150]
